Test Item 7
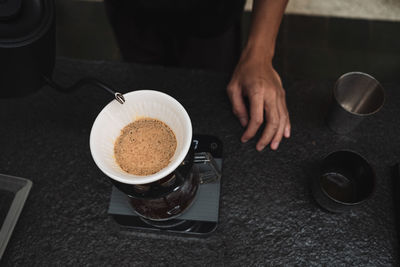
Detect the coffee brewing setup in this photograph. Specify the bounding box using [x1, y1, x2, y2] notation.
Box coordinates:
[0, 0, 223, 236]
[89, 90, 224, 235]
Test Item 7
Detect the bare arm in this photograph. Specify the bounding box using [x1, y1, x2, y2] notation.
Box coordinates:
[227, 0, 290, 151]
[247, 0, 288, 59]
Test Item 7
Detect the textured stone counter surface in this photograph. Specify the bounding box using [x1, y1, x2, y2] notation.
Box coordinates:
[1, 58, 399, 265]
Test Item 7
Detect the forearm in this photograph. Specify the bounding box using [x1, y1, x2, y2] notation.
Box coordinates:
[244, 0, 289, 61]
[228, 0, 291, 150]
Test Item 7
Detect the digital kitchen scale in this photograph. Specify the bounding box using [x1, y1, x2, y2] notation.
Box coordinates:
[108, 135, 223, 236]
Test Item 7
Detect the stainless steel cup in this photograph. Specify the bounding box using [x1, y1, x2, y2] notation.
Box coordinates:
[327, 72, 385, 134]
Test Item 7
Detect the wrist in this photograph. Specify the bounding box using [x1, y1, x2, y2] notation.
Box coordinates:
[241, 40, 275, 65]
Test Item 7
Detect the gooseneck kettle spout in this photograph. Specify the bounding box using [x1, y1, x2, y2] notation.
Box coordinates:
[43, 76, 125, 104]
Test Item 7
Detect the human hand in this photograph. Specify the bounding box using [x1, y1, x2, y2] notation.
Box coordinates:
[227, 52, 291, 151]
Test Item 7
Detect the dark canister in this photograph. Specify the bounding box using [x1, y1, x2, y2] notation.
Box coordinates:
[0, 0, 55, 97]
[312, 150, 375, 213]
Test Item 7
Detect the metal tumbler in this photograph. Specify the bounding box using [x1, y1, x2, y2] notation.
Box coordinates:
[326, 72, 385, 134]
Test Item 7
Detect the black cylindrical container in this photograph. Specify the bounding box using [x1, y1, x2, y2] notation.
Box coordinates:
[0, 0, 55, 97]
[312, 150, 375, 213]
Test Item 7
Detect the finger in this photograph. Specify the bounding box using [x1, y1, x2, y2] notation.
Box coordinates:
[256, 97, 279, 151]
[227, 84, 248, 127]
[280, 91, 291, 138]
[285, 122, 291, 138]
[241, 92, 264, 143]
[270, 97, 287, 150]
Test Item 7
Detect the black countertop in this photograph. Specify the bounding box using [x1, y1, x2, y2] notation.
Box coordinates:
[1, 58, 399, 265]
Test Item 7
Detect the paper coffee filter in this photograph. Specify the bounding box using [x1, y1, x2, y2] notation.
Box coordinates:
[90, 90, 192, 185]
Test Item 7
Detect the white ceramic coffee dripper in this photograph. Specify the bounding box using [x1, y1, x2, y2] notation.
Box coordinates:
[89, 90, 192, 185]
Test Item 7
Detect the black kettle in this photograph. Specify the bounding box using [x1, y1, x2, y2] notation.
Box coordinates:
[0, 0, 55, 97]
[0, 0, 125, 103]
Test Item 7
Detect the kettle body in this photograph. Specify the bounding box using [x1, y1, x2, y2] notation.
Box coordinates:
[0, 0, 55, 97]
